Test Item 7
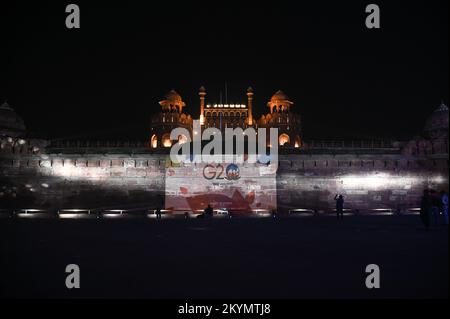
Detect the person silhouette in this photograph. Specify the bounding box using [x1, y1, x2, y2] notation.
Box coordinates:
[204, 204, 213, 217]
[155, 207, 162, 219]
[334, 194, 344, 220]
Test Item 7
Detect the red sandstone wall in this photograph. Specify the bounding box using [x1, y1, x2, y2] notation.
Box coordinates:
[0, 154, 167, 209]
[277, 155, 448, 212]
[0, 152, 448, 212]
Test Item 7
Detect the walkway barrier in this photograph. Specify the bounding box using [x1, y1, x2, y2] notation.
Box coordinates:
[322, 209, 355, 216]
[402, 207, 420, 215]
[13, 209, 55, 218]
[368, 208, 395, 216]
[289, 208, 316, 216]
[58, 209, 96, 219]
[2, 207, 424, 219]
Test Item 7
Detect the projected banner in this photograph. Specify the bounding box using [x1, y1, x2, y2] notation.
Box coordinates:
[165, 161, 277, 214]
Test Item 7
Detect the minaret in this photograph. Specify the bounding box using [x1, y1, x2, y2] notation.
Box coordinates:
[199, 86, 206, 125]
[247, 86, 254, 126]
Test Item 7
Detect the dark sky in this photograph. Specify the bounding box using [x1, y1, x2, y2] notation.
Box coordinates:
[2, 1, 448, 140]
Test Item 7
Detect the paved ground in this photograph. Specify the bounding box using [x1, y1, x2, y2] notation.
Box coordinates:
[0, 215, 448, 299]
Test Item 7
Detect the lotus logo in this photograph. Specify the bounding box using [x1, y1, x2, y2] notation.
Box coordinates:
[225, 164, 240, 180]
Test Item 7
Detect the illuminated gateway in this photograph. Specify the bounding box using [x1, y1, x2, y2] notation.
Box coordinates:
[0, 91, 448, 213]
[150, 87, 302, 149]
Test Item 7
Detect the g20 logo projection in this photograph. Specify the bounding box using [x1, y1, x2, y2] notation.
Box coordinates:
[203, 164, 241, 181]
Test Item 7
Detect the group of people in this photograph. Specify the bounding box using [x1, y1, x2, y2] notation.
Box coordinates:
[420, 189, 448, 229]
[335, 190, 449, 228]
[155, 191, 449, 225]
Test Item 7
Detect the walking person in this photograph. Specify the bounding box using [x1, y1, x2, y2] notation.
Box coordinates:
[420, 190, 431, 230]
[204, 204, 213, 218]
[334, 194, 344, 220]
[440, 190, 448, 226]
[155, 207, 162, 219]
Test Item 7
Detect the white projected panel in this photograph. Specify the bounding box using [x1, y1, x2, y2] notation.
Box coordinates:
[165, 162, 277, 214]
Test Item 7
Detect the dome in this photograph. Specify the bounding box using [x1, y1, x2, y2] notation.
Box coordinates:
[0, 102, 26, 137]
[165, 89, 183, 102]
[423, 102, 449, 138]
[267, 90, 294, 110]
[270, 90, 289, 101]
[159, 89, 186, 112]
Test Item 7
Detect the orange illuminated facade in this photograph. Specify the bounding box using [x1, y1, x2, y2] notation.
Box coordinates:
[150, 87, 303, 148]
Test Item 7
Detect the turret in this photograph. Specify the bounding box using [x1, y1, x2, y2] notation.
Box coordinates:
[246, 87, 254, 125]
[199, 86, 206, 125]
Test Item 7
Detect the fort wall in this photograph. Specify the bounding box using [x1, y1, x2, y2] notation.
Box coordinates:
[1, 149, 447, 212]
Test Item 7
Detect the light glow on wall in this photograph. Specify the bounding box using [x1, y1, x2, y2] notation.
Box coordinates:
[279, 134, 290, 146]
[151, 134, 158, 148]
[178, 134, 188, 145]
[339, 173, 447, 191]
[162, 134, 172, 147]
[51, 165, 107, 181]
[342, 174, 388, 189]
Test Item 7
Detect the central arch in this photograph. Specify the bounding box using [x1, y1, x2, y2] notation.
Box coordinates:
[162, 133, 172, 148]
[279, 133, 290, 146]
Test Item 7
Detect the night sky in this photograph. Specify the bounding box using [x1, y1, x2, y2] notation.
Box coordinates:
[2, 1, 448, 140]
